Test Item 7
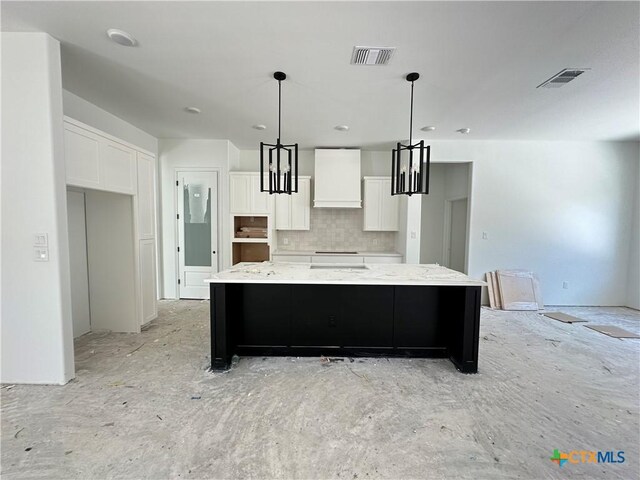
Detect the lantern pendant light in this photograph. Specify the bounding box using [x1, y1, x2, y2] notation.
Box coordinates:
[260, 71, 298, 195]
[391, 72, 430, 196]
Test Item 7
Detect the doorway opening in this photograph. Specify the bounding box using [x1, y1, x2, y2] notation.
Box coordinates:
[66, 188, 138, 338]
[444, 197, 468, 272]
[419, 163, 471, 273]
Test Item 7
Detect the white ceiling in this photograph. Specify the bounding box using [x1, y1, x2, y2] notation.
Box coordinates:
[2, 1, 639, 149]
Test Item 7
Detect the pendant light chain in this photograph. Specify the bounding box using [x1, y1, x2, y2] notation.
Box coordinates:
[409, 79, 414, 145]
[277, 78, 282, 144]
[259, 71, 299, 195]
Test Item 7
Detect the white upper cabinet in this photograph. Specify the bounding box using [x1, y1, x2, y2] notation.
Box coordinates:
[136, 152, 156, 239]
[363, 177, 399, 231]
[230, 172, 271, 214]
[314, 149, 361, 208]
[230, 174, 251, 213]
[64, 123, 101, 189]
[275, 177, 311, 230]
[100, 139, 136, 195]
[250, 174, 270, 214]
[64, 119, 137, 195]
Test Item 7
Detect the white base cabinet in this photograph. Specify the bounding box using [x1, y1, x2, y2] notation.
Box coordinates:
[363, 177, 399, 231]
[272, 253, 402, 264]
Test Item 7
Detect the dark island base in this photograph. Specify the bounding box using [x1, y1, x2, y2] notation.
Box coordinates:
[210, 283, 481, 374]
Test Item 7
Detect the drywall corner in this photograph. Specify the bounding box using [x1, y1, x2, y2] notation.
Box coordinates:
[1, 32, 74, 384]
[626, 145, 640, 309]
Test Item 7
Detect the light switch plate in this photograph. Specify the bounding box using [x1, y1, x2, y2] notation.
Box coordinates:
[34, 233, 48, 246]
[34, 247, 49, 262]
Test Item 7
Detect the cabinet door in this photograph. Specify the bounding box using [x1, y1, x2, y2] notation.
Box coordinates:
[380, 178, 399, 231]
[136, 153, 156, 239]
[100, 140, 137, 194]
[363, 179, 382, 231]
[250, 174, 270, 214]
[139, 239, 158, 324]
[290, 178, 310, 230]
[275, 193, 291, 229]
[230, 174, 251, 213]
[64, 124, 101, 189]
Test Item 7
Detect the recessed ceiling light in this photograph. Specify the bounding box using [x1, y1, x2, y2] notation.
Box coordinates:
[334, 125, 349, 131]
[252, 124, 267, 130]
[184, 107, 201, 114]
[456, 128, 471, 134]
[420, 126, 436, 132]
[106, 29, 137, 47]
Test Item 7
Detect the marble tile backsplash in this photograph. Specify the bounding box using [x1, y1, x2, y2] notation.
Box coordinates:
[276, 208, 397, 252]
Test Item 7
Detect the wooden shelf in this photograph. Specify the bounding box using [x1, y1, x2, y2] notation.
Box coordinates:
[232, 238, 269, 244]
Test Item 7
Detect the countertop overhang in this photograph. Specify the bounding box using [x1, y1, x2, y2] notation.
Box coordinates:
[207, 262, 486, 287]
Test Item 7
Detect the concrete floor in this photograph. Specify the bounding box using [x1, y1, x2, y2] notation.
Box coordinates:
[1, 301, 639, 480]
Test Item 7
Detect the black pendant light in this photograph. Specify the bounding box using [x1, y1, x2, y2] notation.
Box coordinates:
[260, 71, 298, 195]
[391, 72, 430, 196]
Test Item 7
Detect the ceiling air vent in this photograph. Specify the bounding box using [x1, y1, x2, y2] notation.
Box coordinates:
[351, 46, 395, 66]
[537, 68, 589, 88]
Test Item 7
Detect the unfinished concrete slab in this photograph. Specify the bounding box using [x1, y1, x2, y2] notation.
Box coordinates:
[1, 301, 639, 479]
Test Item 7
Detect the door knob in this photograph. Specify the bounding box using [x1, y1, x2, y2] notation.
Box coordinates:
[212, 251, 216, 254]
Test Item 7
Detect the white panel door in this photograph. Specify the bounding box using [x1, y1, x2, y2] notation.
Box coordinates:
[64, 125, 101, 189]
[229, 174, 250, 213]
[100, 140, 137, 194]
[380, 178, 399, 231]
[177, 171, 218, 299]
[139, 239, 158, 324]
[66, 190, 91, 337]
[136, 153, 156, 239]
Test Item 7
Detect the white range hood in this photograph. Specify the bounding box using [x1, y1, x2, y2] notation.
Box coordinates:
[313, 149, 361, 208]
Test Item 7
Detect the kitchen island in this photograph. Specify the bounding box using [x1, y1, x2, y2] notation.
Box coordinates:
[207, 262, 485, 373]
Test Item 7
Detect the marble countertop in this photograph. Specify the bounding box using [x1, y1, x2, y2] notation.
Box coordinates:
[272, 250, 402, 257]
[207, 262, 485, 286]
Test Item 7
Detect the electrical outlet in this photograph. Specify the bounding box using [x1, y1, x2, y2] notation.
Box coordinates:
[482, 232, 488, 240]
[562, 281, 569, 289]
[410, 231, 417, 239]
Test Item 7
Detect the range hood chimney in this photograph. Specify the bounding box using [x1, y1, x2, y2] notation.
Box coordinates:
[313, 149, 362, 208]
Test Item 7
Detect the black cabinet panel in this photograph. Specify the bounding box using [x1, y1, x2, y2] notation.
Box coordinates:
[291, 285, 343, 346]
[291, 285, 394, 347]
[237, 284, 291, 346]
[342, 285, 394, 347]
[393, 286, 444, 348]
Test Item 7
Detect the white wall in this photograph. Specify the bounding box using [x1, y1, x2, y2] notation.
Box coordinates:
[1, 33, 74, 384]
[426, 140, 638, 306]
[63, 90, 158, 154]
[159, 139, 234, 298]
[85, 190, 138, 332]
[627, 158, 640, 309]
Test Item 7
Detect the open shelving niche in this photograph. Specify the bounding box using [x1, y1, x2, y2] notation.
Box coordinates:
[231, 215, 271, 265]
